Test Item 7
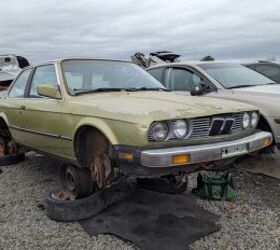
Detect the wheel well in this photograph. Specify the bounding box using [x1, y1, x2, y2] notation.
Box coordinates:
[0, 118, 11, 138]
[74, 125, 110, 168]
[257, 115, 275, 144]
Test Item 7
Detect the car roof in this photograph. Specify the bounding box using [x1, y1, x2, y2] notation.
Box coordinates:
[31, 58, 130, 67]
[244, 61, 280, 66]
[147, 61, 238, 69]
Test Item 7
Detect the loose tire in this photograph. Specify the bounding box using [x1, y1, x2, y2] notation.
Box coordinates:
[0, 153, 25, 166]
[0, 136, 24, 166]
[45, 178, 136, 221]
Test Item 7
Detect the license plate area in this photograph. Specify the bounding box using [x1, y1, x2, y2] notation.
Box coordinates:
[222, 143, 248, 158]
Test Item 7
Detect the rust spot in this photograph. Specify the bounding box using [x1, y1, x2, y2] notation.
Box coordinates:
[86, 130, 113, 190]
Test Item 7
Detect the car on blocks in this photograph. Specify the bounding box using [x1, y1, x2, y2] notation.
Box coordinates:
[0, 58, 272, 199]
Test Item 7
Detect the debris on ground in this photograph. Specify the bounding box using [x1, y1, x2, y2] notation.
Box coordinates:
[0, 153, 279, 250]
[80, 189, 220, 250]
[237, 154, 280, 180]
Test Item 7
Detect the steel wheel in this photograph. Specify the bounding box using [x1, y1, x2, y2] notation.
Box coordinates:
[61, 164, 94, 199]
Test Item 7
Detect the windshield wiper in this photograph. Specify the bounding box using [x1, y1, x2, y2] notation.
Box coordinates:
[227, 84, 255, 89]
[73, 87, 169, 95]
[72, 88, 125, 95]
[126, 87, 170, 92]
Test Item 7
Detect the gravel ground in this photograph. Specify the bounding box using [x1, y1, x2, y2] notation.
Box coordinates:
[0, 153, 279, 250]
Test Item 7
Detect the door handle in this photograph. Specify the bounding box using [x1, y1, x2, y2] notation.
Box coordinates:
[19, 105, 26, 110]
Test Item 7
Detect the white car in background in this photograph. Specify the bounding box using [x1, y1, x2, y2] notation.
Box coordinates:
[0, 54, 30, 91]
[146, 62, 280, 151]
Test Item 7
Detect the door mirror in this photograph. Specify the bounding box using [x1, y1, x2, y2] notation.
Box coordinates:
[37, 84, 61, 99]
[190, 84, 204, 96]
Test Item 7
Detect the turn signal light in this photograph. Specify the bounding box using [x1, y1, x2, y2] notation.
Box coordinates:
[263, 138, 271, 147]
[118, 152, 134, 161]
[172, 154, 190, 165]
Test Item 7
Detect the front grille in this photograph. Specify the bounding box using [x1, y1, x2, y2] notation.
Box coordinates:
[190, 113, 244, 138]
[209, 118, 235, 136]
[148, 113, 245, 141]
[190, 117, 210, 138]
[232, 113, 244, 132]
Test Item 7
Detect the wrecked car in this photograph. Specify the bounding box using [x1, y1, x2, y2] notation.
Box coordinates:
[0, 54, 30, 91]
[0, 58, 272, 198]
[145, 59, 280, 151]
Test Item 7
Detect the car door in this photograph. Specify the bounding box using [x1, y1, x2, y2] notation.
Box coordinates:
[165, 67, 217, 94]
[5, 68, 33, 143]
[19, 64, 64, 155]
[165, 67, 203, 92]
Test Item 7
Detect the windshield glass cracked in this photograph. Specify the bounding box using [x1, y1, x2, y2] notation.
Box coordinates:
[62, 60, 166, 95]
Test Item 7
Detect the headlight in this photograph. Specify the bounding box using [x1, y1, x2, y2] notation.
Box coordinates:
[243, 112, 251, 128]
[173, 120, 189, 138]
[150, 122, 168, 141]
[251, 111, 259, 127]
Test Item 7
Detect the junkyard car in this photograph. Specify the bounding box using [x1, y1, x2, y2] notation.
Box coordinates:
[147, 62, 280, 150]
[0, 54, 30, 91]
[244, 61, 280, 83]
[0, 59, 272, 197]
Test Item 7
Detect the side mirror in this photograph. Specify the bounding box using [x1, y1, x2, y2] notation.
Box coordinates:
[37, 84, 61, 99]
[190, 84, 204, 96]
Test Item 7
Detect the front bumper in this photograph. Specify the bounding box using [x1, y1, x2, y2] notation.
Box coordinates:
[141, 131, 272, 167]
[115, 131, 272, 177]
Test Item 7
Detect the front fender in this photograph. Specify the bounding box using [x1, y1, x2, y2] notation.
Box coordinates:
[73, 117, 119, 145]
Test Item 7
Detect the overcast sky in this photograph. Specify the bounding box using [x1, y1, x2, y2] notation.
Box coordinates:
[0, 0, 279, 63]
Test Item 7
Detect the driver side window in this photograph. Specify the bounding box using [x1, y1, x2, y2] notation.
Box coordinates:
[167, 68, 202, 91]
[9, 68, 32, 98]
[29, 65, 58, 98]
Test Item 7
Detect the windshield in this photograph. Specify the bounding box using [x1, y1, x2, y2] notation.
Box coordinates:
[62, 60, 166, 95]
[198, 63, 275, 89]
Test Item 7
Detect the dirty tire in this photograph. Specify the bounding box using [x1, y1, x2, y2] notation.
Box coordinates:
[0, 153, 25, 166]
[45, 177, 136, 222]
[137, 176, 187, 194]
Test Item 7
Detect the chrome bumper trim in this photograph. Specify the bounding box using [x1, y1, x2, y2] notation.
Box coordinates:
[141, 131, 272, 168]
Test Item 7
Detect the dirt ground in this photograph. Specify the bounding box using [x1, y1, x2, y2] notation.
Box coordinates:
[0, 153, 279, 250]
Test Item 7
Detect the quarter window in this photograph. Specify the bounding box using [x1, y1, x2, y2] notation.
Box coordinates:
[9, 69, 31, 98]
[29, 65, 58, 97]
[168, 68, 202, 91]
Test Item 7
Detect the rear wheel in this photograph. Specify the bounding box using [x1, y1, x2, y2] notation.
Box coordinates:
[0, 135, 24, 166]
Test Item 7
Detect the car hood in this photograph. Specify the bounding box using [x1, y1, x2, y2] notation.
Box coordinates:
[232, 84, 280, 96]
[69, 91, 255, 125]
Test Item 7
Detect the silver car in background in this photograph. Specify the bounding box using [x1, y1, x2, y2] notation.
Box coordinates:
[147, 62, 280, 150]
